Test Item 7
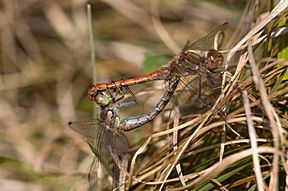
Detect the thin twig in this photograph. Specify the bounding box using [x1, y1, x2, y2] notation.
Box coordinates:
[241, 90, 264, 191]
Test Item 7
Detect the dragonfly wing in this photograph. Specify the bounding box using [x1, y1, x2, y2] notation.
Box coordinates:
[95, 127, 129, 190]
[184, 22, 228, 51]
[68, 119, 100, 147]
[68, 120, 115, 188]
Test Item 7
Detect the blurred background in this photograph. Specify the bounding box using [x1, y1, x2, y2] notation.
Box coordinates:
[0, 0, 260, 190]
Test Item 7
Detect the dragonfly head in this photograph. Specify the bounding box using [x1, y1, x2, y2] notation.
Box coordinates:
[88, 86, 111, 107]
[207, 49, 224, 71]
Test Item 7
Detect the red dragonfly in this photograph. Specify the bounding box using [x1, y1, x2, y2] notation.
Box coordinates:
[87, 23, 227, 130]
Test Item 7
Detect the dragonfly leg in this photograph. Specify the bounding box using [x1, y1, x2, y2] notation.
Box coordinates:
[124, 86, 137, 102]
[110, 81, 125, 102]
[114, 92, 125, 102]
[117, 86, 138, 108]
[106, 81, 139, 108]
[123, 86, 138, 107]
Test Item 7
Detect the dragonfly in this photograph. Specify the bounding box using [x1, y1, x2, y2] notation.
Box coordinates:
[88, 24, 227, 131]
[92, 21, 228, 92]
[70, 75, 180, 190]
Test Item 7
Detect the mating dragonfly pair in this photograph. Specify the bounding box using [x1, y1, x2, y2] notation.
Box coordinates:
[69, 23, 226, 190]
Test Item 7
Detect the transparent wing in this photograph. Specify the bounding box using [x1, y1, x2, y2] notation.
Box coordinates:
[68, 120, 114, 188]
[100, 126, 129, 188]
[183, 22, 228, 51]
[68, 119, 100, 147]
[68, 118, 129, 188]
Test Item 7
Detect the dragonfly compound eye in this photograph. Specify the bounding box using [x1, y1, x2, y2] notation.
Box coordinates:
[94, 92, 111, 107]
[207, 49, 224, 71]
[87, 86, 110, 106]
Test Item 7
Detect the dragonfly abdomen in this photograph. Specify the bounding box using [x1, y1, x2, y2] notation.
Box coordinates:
[119, 77, 179, 131]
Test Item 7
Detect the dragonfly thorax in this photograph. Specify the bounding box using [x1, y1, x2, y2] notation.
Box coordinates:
[172, 51, 203, 76]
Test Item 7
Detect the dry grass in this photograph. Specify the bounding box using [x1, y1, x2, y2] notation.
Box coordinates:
[0, 0, 287, 191]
